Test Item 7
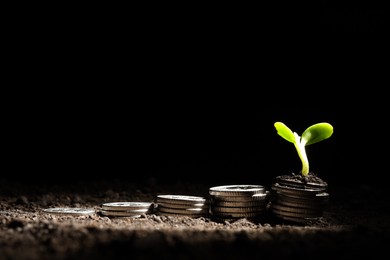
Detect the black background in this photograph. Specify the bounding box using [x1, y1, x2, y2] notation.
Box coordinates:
[4, 1, 386, 187]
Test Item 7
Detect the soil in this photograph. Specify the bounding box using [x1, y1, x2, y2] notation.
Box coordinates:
[1, 178, 389, 260]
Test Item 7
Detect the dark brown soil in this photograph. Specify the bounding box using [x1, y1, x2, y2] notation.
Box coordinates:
[1, 179, 389, 260]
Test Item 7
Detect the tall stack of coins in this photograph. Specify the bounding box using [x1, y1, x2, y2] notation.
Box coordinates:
[209, 185, 269, 220]
[269, 175, 329, 223]
[155, 195, 209, 218]
[100, 202, 154, 218]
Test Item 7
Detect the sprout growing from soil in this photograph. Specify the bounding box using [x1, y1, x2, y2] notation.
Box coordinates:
[274, 122, 334, 176]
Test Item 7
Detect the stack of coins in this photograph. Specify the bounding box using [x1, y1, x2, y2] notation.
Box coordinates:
[209, 185, 269, 220]
[155, 195, 209, 218]
[269, 175, 329, 223]
[100, 202, 154, 218]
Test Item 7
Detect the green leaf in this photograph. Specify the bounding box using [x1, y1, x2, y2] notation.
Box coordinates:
[274, 122, 296, 143]
[301, 122, 334, 146]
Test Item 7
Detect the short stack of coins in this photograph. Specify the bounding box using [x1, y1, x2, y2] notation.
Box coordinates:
[269, 175, 329, 223]
[100, 202, 154, 218]
[155, 195, 209, 218]
[209, 185, 269, 220]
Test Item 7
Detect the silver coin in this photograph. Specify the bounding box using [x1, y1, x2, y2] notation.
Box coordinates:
[101, 202, 153, 211]
[157, 205, 209, 215]
[100, 210, 142, 217]
[276, 194, 329, 208]
[211, 205, 266, 213]
[209, 185, 266, 196]
[42, 207, 96, 216]
[156, 195, 208, 204]
[157, 201, 209, 209]
[273, 193, 322, 202]
[272, 183, 326, 197]
[271, 208, 322, 219]
[271, 213, 319, 223]
[276, 199, 325, 209]
[106, 208, 151, 214]
[156, 211, 206, 218]
[211, 192, 269, 202]
[275, 192, 329, 203]
[211, 200, 268, 207]
[211, 211, 266, 218]
[270, 203, 323, 218]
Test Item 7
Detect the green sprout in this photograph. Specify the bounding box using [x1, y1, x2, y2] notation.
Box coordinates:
[274, 122, 334, 176]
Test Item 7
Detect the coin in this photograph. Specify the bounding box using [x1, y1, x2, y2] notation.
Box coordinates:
[157, 201, 209, 209]
[270, 204, 322, 218]
[275, 192, 329, 202]
[272, 183, 325, 197]
[275, 194, 329, 209]
[211, 205, 265, 213]
[156, 212, 206, 218]
[271, 213, 319, 223]
[270, 176, 329, 222]
[209, 185, 269, 220]
[99, 210, 142, 217]
[101, 202, 153, 211]
[211, 200, 268, 207]
[157, 205, 209, 215]
[209, 185, 266, 196]
[155, 194, 210, 217]
[155, 195, 208, 204]
[211, 192, 269, 202]
[211, 211, 266, 218]
[270, 203, 322, 215]
[42, 207, 96, 216]
[276, 199, 324, 209]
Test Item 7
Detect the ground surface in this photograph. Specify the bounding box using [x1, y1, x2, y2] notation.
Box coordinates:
[1, 179, 389, 260]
